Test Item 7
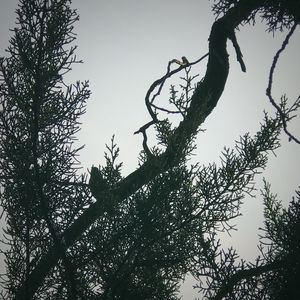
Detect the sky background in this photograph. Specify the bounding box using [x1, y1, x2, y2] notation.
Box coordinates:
[0, 1, 299, 299]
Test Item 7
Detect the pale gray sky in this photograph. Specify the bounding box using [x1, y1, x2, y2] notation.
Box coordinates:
[0, 1, 299, 299]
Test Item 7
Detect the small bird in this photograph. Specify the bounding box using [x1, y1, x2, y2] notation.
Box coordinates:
[89, 166, 108, 199]
[89, 166, 115, 214]
[181, 56, 189, 65]
[170, 56, 189, 66]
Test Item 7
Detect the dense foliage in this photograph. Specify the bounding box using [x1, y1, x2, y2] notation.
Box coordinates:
[0, 0, 299, 299]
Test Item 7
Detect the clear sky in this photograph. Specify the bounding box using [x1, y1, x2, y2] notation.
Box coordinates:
[0, 1, 299, 299]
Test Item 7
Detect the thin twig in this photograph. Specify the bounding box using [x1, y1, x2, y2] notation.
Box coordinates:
[134, 53, 209, 156]
[144, 53, 209, 124]
[150, 103, 182, 114]
[266, 21, 300, 144]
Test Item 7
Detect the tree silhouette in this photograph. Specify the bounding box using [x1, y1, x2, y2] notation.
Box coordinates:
[0, 0, 91, 298]
[0, 0, 299, 299]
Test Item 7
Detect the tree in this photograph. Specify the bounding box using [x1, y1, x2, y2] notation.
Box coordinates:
[0, 0, 91, 298]
[192, 181, 300, 300]
[0, 0, 299, 299]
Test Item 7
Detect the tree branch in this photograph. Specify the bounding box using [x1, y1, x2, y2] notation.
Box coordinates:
[266, 21, 300, 144]
[134, 54, 208, 157]
[212, 260, 285, 300]
[228, 29, 246, 72]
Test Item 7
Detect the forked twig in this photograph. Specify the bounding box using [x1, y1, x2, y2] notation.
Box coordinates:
[134, 53, 209, 155]
[266, 22, 300, 144]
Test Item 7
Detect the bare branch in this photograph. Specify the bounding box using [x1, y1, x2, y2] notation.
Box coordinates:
[228, 29, 246, 72]
[134, 54, 208, 157]
[149, 103, 182, 115]
[266, 21, 300, 144]
[146, 54, 209, 120]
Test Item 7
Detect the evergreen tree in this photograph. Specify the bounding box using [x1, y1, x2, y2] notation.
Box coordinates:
[0, 0, 299, 299]
[0, 0, 90, 298]
[193, 182, 300, 300]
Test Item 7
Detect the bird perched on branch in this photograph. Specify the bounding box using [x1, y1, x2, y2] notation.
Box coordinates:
[181, 56, 189, 65]
[89, 166, 109, 199]
[89, 167, 115, 214]
[170, 56, 190, 66]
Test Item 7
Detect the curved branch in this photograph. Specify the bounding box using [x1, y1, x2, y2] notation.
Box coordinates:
[135, 53, 209, 135]
[16, 1, 267, 298]
[134, 54, 208, 157]
[212, 260, 285, 300]
[266, 21, 300, 144]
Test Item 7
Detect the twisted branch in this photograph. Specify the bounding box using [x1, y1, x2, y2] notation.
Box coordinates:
[134, 54, 208, 155]
[266, 21, 300, 144]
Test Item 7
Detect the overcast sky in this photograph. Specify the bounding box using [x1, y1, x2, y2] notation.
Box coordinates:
[0, 1, 299, 299]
